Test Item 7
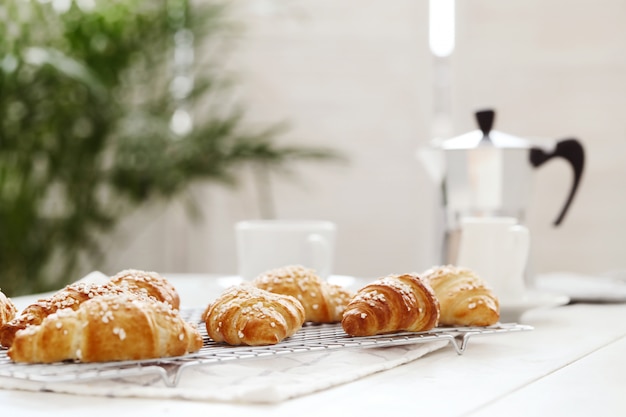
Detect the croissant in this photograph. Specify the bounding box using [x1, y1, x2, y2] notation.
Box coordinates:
[341, 273, 440, 336]
[205, 284, 305, 346]
[0, 289, 17, 330]
[0, 282, 129, 348]
[0, 269, 181, 348]
[110, 269, 180, 310]
[252, 265, 353, 323]
[421, 265, 500, 326]
[8, 293, 203, 363]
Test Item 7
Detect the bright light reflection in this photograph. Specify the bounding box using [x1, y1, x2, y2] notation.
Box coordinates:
[170, 109, 193, 136]
[429, 0, 455, 57]
[52, 0, 72, 14]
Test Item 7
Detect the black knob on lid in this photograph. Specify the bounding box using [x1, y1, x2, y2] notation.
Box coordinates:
[475, 109, 495, 138]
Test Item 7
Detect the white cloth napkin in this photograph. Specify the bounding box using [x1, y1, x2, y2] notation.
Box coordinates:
[0, 341, 447, 403]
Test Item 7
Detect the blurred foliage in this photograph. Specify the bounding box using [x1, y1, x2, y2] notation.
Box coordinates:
[0, 0, 339, 296]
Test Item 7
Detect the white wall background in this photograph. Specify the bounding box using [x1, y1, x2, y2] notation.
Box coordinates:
[100, 0, 626, 281]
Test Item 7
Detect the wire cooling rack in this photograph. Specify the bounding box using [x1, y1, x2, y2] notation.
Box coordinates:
[0, 308, 532, 387]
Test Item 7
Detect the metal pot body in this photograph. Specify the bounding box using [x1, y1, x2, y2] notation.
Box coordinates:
[441, 147, 535, 264]
[444, 147, 534, 230]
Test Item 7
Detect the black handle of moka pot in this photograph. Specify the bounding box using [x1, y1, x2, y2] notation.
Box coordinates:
[476, 109, 495, 138]
[529, 138, 585, 226]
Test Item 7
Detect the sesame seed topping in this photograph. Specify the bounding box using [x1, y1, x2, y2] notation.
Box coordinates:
[112, 327, 127, 341]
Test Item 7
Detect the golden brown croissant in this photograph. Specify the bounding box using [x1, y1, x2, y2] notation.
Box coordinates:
[252, 265, 353, 323]
[341, 273, 440, 336]
[5, 268, 194, 361]
[110, 269, 180, 310]
[0, 289, 17, 331]
[0, 282, 129, 348]
[421, 265, 500, 326]
[205, 284, 305, 346]
[8, 293, 203, 363]
[0, 269, 181, 348]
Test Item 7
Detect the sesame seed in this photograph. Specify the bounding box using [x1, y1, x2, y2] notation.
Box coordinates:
[112, 327, 127, 341]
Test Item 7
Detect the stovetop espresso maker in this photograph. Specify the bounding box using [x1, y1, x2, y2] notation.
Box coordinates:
[420, 108, 585, 264]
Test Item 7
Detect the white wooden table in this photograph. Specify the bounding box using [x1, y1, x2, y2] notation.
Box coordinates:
[1, 273, 624, 417]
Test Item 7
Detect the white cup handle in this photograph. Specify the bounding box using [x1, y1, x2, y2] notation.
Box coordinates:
[307, 233, 332, 278]
[502, 224, 530, 298]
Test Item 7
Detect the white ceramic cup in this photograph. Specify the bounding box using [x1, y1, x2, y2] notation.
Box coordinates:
[235, 220, 336, 280]
[456, 217, 530, 302]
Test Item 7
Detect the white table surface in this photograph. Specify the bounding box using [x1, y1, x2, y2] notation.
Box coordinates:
[1, 273, 625, 417]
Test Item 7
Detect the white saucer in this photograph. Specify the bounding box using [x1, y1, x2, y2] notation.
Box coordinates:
[535, 272, 626, 303]
[215, 274, 361, 290]
[499, 291, 570, 323]
[215, 275, 246, 288]
[327, 275, 360, 290]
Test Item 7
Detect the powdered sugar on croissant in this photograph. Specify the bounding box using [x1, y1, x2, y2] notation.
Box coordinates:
[341, 273, 440, 336]
[252, 265, 352, 323]
[8, 293, 202, 363]
[110, 269, 180, 310]
[205, 284, 305, 346]
[421, 265, 500, 326]
[0, 282, 130, 348]
[0, 269, 181, 348]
